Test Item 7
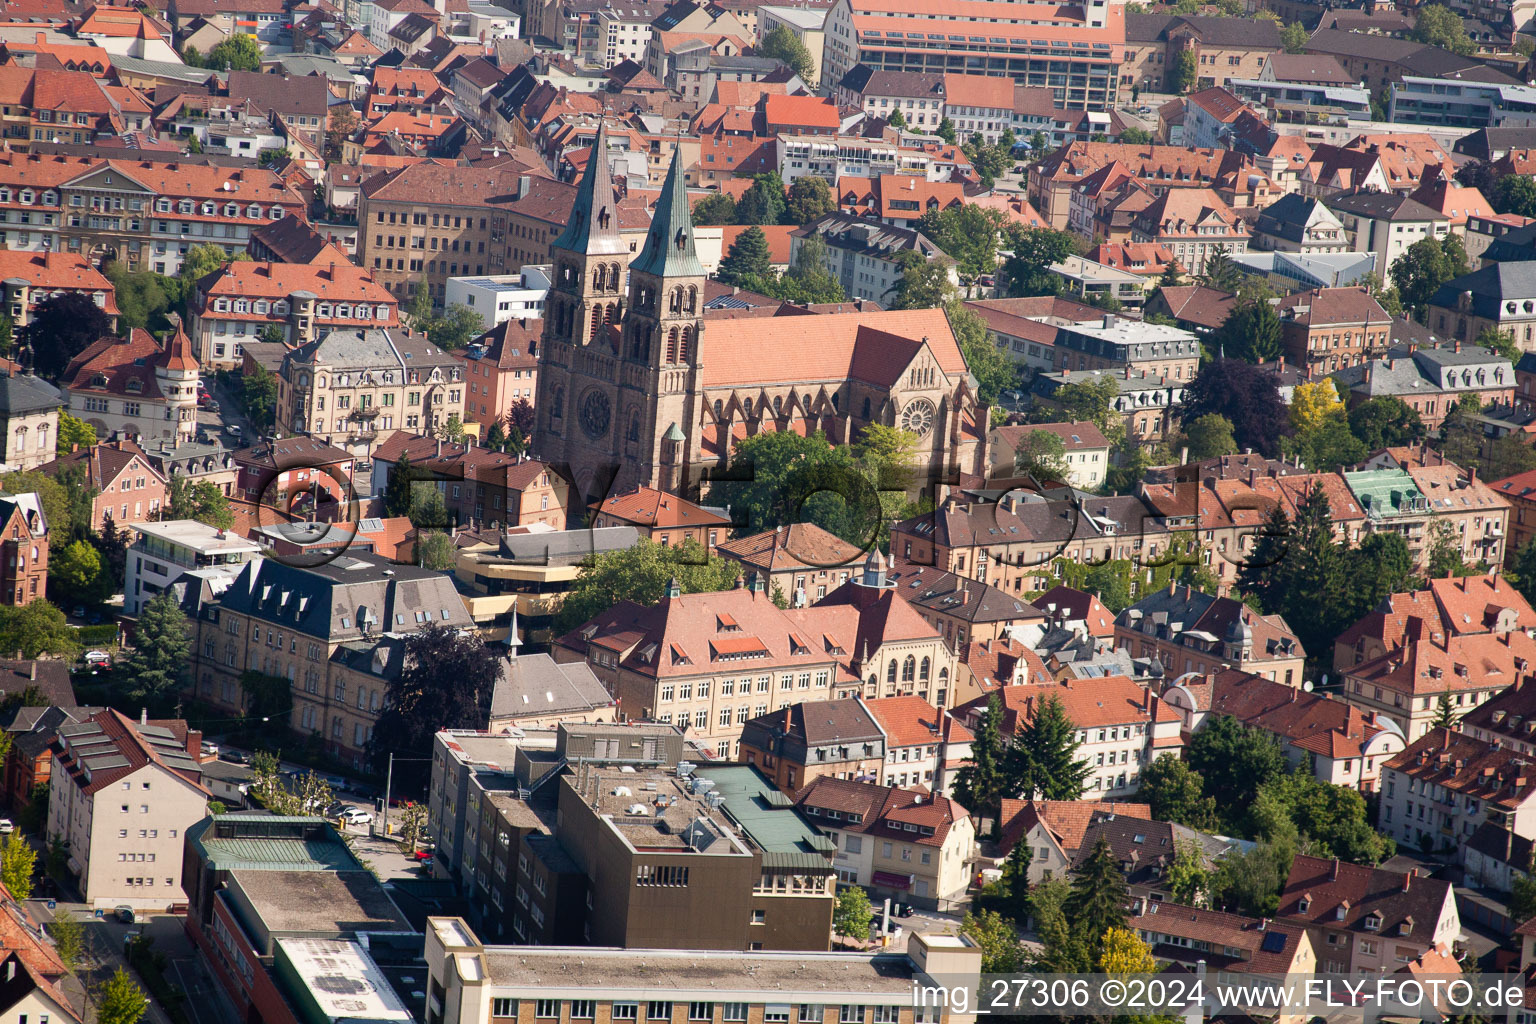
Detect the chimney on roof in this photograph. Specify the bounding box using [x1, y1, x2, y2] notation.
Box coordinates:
[1402, 872, 1411, 892]
[28, 662, 34, 682]
[1330, 858, 1340, 881]
[140, 708, 147, 726]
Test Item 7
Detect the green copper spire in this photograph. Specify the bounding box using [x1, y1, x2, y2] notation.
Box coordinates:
[551, 122, 627, 256]
[631, 146, 705, 279]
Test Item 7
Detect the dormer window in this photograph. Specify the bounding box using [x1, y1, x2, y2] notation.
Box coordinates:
[124, 379, 142, 394]
[1399, 916, 1414, 935]
[1335, 900, 1350, 921]
[1363, 912, 1382, 932]
[1298, 895, 1311, 912]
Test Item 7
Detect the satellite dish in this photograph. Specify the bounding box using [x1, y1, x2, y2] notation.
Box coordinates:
[1302, 681, 1314, 692]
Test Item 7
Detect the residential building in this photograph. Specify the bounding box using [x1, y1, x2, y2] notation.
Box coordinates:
[231, 436, 354, 517]
[1278, 286, 1395, 374]
[138, 438, 237, 499]
[1277, 854, 1459, 974]
[1028, 141, 1265, 231]
[1182, 87, 1249, 150]
[1379, 728, 1536, 854]
[45, 438, 166, 530]
[276, 327, 467, 456]
[1490, 467, 1536, 556]
[837, 173, 966, 228]
[1031, 368, 1188, 446]
[1129, 900, 1316, 980]
[1331, 573, 1535, 677]
[0, 493, 45, 608]
[1050, 255, 1152, 311]
[1326, 191, 1451, 277]
[0, 250, 118, 330]
[1331, 342, 1516, 430]
[884, 562, 1048, 653]
[369, 433, 569, 532]
[486, 648, 617, 732]
[1391, 76, 1536, 130]
[1128, 188, 1250, 277]
[1051, 313, 1200, 378]
[534, 134, 987, 498]
[1117, 583, 1307, 686]
[187, 260, 400, 371]
[714, 523, 863, 604]
[1160, 668, 1406, 791]
[461, 318, 540, 431]
[554, 556, 957, 757]
[951, 676, 1184, 798]
[0, 952, 80, 1024]
[1342, 462, 1510, 572]
[962, 293, 1104, 374]
[863, 695, 958, 791]
[125, 519, 259, 617]
[820, 0, 1124, 112]
[0, 700, 91, 812]
[893, 492, 1171, 595]
[830, 67, 944, 131]
[421, 915, 980, 1020]
[0, 370, 61, 472]
[1123, 13, 1281, 94]
[942, 73, 1014, 144]
[792, 212, 956, 308]
[738, 698, 885, 794]
[45, 710, 207, 909]
[1251, 194, 1353, 254]
[757, 6, 827, 86]
[1143, 285, 1237, 336]
[1075, 813, 1236, 904]
[186, 552, 475, 765]
[990, 420, 1112, 490]
[1427, 261, 1536, 349]
[1460, 674, 1536, 757]
[62, 318, 199, 444]
[795, 775, 974, 908]
[180, 813, 411, 1024]
[587, 485, 729, 549]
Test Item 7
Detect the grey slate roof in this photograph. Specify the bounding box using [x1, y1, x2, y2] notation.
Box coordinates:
[1325, 190, 1446, 223]
[1252, 193, 1328, 245]
[0, 372, 62, 416]
[1427, 261, 1536, 319]
[884, 563, 1046, 626]
[496, 526, 641, 566]
[1126, 12, 1281, 47]
[489, 652, 614, 721]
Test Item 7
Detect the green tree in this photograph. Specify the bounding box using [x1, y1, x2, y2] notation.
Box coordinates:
[1511, 537, 1536, 608]
[919, 204, 1010, 286]
[886, 107, 907, 128]
[22, 293, 113, 380]
[952, 695, 1007, 832]
[416, 531, 456, 571]
[1046, 375, 1119, 431]
[1477, 324, 1523, 362]
[1203, 246, 1243, 292]
[555, 539, 744, 634]
[1172, 49, 1198, 93]
[757, 23, 815, 81]
[1137, 754, 1219, 831]
[97, 968, 148, 1024]
[179, 242, 246, 292]
[963, 909, 1026, 972]
[384, 453, 419, 518]
[1165, 840, 1212, 907]
[785, 176, 835, 224]
[718, 226, 772, 284]
[397, 800, 428, 852]
[891, 254, 955, 310]
[1014, 693, 1090, 800]
[1282, 20, 1309, 52]
[936, 117, 956, 144]
[0, 832, 34, 899]
[119, 591, 191, 705]
[0, 602, 78, 660]
[49, 539, 105, 604]
[46, 912, 83, 970]
[408, 486, 451, 530]
[997, 838, 1032, 922]
[950, 301, 1015, 405]
[1118, 126, 1153, 144]
[1432, 687, 1460, 730]
[833, 885, 873, 941]
[1187, 714, 1286, 814]
[368, 625, 500, 788]
[240, 361, 278, 432]
[1099, 926, 1158, 974]
[1411, 3, 1475, 54]
[0, 470, 72, 543]
[165, 476, 234, 530]
[1014, 429, 1069, 482]
[1391, 235, 1468, 321]
[1348, 395, 1427, 449]
[1065, 836, 1129, 955]
[435, 413, 467, 444]
[1003, 226, 1080, 297]
[1209, 297, 1282, 363]
[1159, 260, 1189, 289]
[1426, 516, 1473, 578]
[1258, 773, 1394, 864]
[736, 172, 787, 226]
[1209, 838, 1294, 916]
[1493, 175, 1536, 218]
[1512, 874, 1536, 923]
[1081, 561, 1132, 613]
[1181, 358, 1291, 457]
[103, 263, 179, 333]
[205, 32, 261, 71]
[692, 192, 738, 226]
[56, 411, 96, 455]
[1180, 413, 1238, 461]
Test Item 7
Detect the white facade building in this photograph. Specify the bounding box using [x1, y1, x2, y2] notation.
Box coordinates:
[125, 519, 260, 616]
[444, 266, 552, 326]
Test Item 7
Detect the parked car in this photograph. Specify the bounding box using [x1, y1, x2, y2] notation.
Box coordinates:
[115, 906, 134, 924]
[339, 807, 373, 826]
[222, 750, 249, 765]
[203, 399, 220, 414]
[224, 424, 243, 440]
[83, 650, 111, 669]
[0, 819, 15, 835]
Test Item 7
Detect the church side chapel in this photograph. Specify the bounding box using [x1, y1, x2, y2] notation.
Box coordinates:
[535, 125, 989, 501]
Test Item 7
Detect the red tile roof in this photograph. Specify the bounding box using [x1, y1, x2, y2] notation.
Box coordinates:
[863, 695, 947, 748]
[590, 485, 730, 530]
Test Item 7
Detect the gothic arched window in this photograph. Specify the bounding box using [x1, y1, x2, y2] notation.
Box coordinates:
[919, 657, 930, 681]
[902, 656, 915, 682]
[887, 660, 897, 683]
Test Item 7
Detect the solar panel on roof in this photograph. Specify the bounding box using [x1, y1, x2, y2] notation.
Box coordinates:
[1260, 931, 1287, 953]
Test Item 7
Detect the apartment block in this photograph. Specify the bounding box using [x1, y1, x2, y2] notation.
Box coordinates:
[125, 519, 259, 617]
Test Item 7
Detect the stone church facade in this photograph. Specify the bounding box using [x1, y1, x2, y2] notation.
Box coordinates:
[534, 124, 988, 501]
